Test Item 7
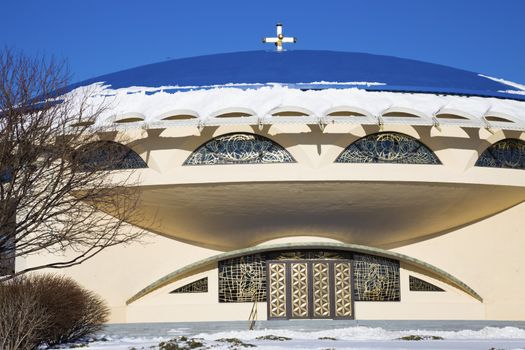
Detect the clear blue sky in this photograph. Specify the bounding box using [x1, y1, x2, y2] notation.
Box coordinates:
[1, 0, 524, 84]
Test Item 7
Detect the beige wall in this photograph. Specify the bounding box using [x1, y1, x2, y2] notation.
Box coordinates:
[22, 124, 525, 322]
[24, 202, 525, 323]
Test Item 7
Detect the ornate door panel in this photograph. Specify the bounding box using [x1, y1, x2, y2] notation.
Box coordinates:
[267, 262, 287, 319]
[312, 262, 331, 318]
[290, 262, 309, 318]
[333, 262, 353, 318]
[267, 260, 353, 320]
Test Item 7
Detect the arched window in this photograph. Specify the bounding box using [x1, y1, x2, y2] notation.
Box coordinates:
[335, 132, 440, 164]
[475, 139, 525, 170]
[74, 141, 147, 171]
[184, 133, 295, 165]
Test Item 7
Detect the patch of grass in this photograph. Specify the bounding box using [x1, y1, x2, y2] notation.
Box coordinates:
[187, 339, 205, 349]
[216, 337, 256, 348]
[318, 336, 337, 340]
[255, 334, 291, 341]
[397, 335, 444, 341]
[158, 336, 205, 350]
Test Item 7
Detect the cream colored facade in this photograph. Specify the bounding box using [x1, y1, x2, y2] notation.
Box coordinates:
[21, 120, 525, 323]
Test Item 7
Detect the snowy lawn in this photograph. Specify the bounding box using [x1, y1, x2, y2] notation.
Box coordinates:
[61, 320, 525, 350]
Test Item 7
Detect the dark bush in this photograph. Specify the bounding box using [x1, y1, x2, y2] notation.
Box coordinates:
[0, 274, 109, 349]
[0, 277, 49, 350]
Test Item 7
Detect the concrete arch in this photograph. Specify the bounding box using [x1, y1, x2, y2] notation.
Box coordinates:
[484, 111, 519, 124]
[435, 108, 475, 121]
[324, 106, 372, 118]
[126, 242, 482, 305]
[381, 107, 429, 120]
[157, 109, 200, 121]
[105, 112, 146, 124]
[210, 107, 256, 119]
[269, 106, 315, 117]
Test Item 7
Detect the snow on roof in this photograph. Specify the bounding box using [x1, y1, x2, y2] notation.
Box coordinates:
[70, 82, 525, 132]
[72, 50, 525, 101]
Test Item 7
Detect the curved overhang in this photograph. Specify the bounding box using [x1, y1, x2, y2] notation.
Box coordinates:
[126, 242, 483, 305]
[114, 180, 525, 251]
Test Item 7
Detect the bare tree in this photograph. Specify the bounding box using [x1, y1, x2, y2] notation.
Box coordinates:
[0, 48, 144, 281]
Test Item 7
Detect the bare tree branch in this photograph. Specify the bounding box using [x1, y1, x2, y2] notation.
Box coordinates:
[0, 48, 144, 280]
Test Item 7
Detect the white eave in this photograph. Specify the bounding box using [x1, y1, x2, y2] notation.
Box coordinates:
[68, 83, 525, 132]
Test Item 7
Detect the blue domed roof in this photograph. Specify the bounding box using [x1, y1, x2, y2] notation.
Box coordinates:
[76, 50, 525, 101]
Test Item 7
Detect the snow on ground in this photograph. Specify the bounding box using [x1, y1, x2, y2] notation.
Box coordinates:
[61, 321, 525, 350]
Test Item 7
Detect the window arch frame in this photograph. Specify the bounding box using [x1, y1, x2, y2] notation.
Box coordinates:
[475, 138, 525, 170]
[335, 132, 441, 165]
[183, 132, 296, 166]
[73, 140, 148, 171]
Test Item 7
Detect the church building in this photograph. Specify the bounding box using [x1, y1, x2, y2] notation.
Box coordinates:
[23, 26, 525, 323]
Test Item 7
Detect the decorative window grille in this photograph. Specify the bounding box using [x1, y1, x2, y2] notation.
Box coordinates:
[218, 250, 402, 303]
[74, 141, 147, 171]
[170, 277, 208, 294]
[270, 250, 351, 260]
[353, 254, 400, 301]
[335, 132, 440, 164]
[409, 276, 444, 292]
[475, 139, 525, 170]
[218, 254, 267, 303]
[184, 133, 295, 165]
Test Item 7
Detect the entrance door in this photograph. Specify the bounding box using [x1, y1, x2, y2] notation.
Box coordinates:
[266, 260, 354, 320]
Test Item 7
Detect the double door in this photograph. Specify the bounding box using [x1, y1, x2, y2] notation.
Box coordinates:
[267, 260, 354, 320]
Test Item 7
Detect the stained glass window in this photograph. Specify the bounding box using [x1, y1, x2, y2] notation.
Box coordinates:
[353, 254, 400, 301]
[475, 139, 525, 170]
[409, 276, 444, 292]
[184, 133, 295, 165]
[170, 277, 208, 294]
[74, 141, 147, 171]
[335, 132, 440, 164]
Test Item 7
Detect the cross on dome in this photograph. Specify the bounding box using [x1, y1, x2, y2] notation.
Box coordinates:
[262, 23, 297, 52]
